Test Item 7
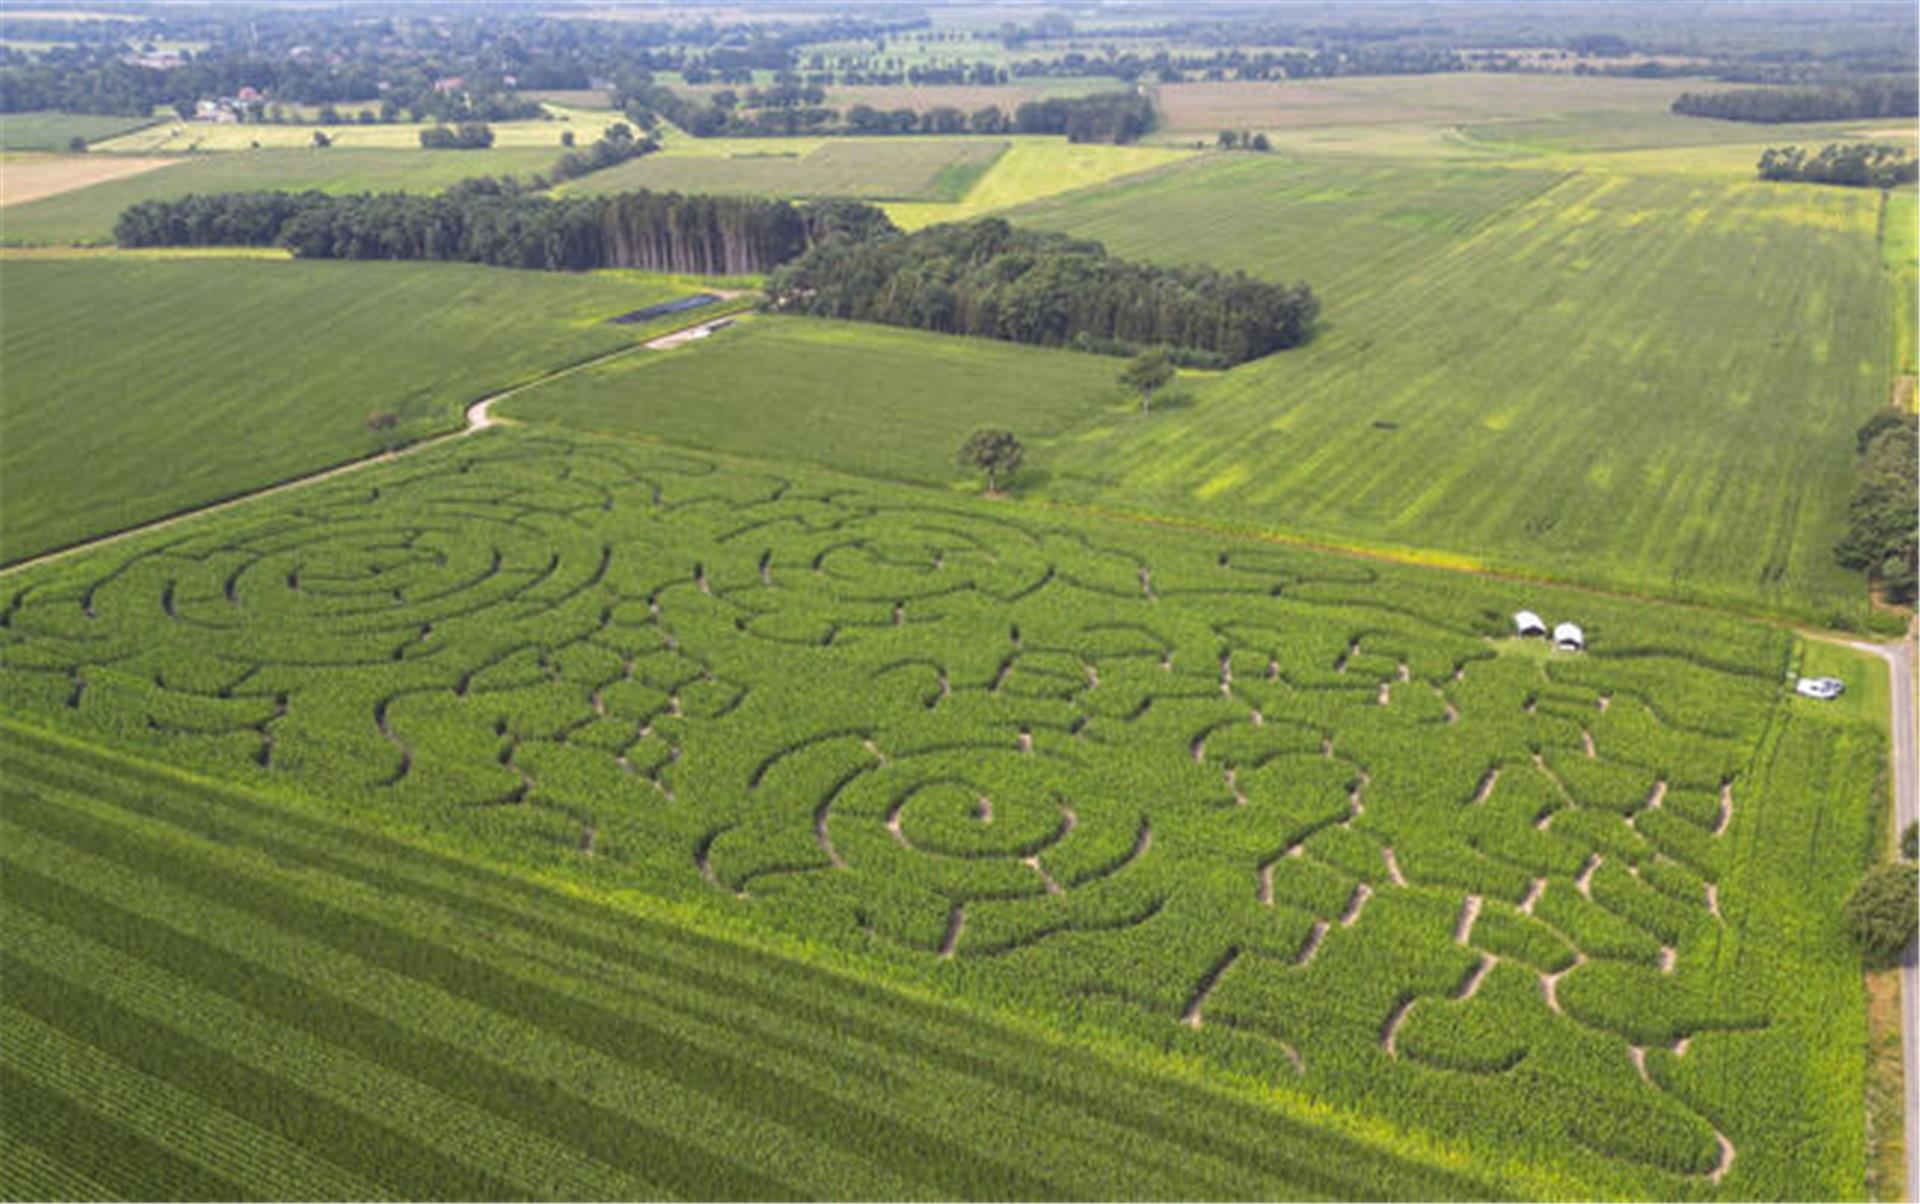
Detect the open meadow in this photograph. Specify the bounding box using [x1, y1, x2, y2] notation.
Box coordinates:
[0, 111, 159, 151]
[0, 425, 1880, 1199]
[0, 258, 726, 564]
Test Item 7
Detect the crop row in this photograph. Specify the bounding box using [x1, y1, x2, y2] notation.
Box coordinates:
[0, 427, 1868, 1196]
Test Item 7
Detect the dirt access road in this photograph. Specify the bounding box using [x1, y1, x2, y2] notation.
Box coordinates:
[0, 313, 743, 579]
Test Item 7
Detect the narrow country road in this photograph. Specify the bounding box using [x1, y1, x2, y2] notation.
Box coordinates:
[1846, 635, 1918, 1202]
[0, 314, 743, 580]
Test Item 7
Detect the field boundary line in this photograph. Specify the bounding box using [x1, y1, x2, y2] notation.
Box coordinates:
[0, 306, 751, 579]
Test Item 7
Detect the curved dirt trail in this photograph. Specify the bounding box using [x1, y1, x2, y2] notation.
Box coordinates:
[0, 313, 743, 579]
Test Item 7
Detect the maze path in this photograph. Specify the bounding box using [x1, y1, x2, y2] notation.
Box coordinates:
[0, 430, 1793, 1185]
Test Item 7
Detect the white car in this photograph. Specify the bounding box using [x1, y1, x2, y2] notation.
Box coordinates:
[1794, 676, 1845, 700]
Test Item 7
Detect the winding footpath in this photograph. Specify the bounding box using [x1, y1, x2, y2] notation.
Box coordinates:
[0, 313, 744, 580]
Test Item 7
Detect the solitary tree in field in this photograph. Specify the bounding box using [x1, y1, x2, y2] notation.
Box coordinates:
[311, 130, 332, 148]
[958, 428, 1022, 494]
[1845, 861, 1918, 968]
[67, 135, 88, 153]
[366, 410, 401, 452]
[1121, 349, 1175, 414]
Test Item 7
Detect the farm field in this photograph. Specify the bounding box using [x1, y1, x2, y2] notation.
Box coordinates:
[564, 139, 1008, 201]
[0, 721, 1501, 1202]
[0, 147, 565, 245]
[0, 258, 717, 565]
[91, 105, 625, 154]
[1152, 74, 1728, 140]
[1010, 153, 1892, 622]
[0, 425, 1879, 1199]
[0, 153, 177, 207]
[499, 316, 1124, 482]
[0, 111, 160, 150]
[1885, 190, 1918, 388]
[883, 139, 1195, 228]
[819, 78, 1127, 111]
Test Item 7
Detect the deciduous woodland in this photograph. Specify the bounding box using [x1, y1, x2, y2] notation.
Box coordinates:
[1672, 80, 1918, 122]
[767, 218, 1319, 364]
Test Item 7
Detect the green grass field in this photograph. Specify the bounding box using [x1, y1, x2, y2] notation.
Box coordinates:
[0, 147, 564, 245]
[499, 316, 1125, 483]
[563, 139, 1008, 201]
[0, 111, 160, 151]
[0, 425, 1878, 1198]
[1008, 153, 1892, 622]
[0, 258, 718, 564]
[91, 105, 626, 154]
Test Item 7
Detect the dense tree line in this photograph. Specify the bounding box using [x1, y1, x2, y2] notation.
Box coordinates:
[1834, 409, 1917, 603]
[766, 218, 1316, 365]
[1757, 143, 1917, 188]
[544, 124, 659, 184]
[113, 184, 891, 276]
[1672, 80, 1917, 122]
[619, 77, 1151, 143]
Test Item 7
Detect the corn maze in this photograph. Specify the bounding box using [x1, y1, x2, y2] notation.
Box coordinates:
[0, 428, 1870, 1197]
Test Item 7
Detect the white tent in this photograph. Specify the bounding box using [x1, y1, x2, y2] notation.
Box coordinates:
[1513, 610, 1547, 637]
[1554, 622, 1585, 652]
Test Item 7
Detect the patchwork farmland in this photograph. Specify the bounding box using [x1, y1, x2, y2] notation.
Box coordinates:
[1, 3, 1913, 1199]
[0, 429, 1881, 1198]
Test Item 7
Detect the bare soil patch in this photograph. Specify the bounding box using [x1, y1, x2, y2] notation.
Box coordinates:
[1, 153, 179, 207]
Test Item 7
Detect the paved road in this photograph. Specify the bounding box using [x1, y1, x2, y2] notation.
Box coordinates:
[1848, 635, 1917, 1200]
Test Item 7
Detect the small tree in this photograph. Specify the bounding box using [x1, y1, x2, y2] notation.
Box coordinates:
[1217, 129, 1239, 148]
[311, 129, 332, 148]
[1120, 349, 1175, 414]
[1845, 862, 1918, 969]
[1250, 132, 1271, 151]
[366, 410, 401, 451]
[1903, 821, 1917, 861]
[67, 135, 88, 153]
[958, 428, 1022, 494]
[560, 129, 576, 147]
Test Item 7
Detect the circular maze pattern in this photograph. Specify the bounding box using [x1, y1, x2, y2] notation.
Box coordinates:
[0, 431, 1806, 1185]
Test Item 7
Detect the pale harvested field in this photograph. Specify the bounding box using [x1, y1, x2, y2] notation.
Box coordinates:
[0, 153, 178, 206]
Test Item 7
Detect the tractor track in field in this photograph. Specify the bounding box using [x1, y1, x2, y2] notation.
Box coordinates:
[0, 310, 746, 579]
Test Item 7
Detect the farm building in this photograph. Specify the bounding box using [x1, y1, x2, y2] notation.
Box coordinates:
[1513, 610, 1547, 637]
[1554, 622, 1585, 652]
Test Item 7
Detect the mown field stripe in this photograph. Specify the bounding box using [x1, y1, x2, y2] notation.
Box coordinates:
[0, 1062, 253, 1201]
[0, 721, 1508, 1202]
[1, 904, 663, 1203]
[0, 794, 1060, 1201]
[2, 1003, 393, 1201]
[0, 761, 1257, 1203]
[0, 808, 914, 1203]
[0, 949, 518, 1202]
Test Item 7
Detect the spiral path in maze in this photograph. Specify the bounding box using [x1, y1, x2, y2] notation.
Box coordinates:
[0, 430, 1801, 1183]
